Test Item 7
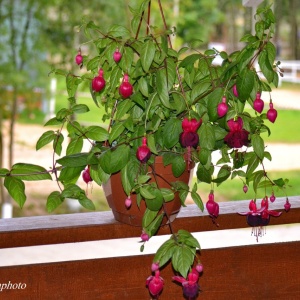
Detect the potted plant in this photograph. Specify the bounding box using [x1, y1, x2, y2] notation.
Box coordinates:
[0, 1, 291, 299]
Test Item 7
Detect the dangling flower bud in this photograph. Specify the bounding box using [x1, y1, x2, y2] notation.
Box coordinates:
[136, 137, 151, 163]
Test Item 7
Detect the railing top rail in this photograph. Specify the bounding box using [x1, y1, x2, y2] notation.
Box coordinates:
[0, 196, 299, 249]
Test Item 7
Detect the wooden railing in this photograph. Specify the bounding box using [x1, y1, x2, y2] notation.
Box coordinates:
[0, 196, 299, 299]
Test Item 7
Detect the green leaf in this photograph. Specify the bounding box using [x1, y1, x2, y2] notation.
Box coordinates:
[199, 148, 210, 165]
[191, 192, 204, 211]
[199, 123, 215, 150]
[140, 186, 156, 199]
[252, 170, 265, 192]
[172, 245, 195, 278]
[163, 118, 182, 148]
[156, 69, 170, 108]
[46, 191, 64, 213]
[99, 145, 130, 174]
[179, 53, 200, 69]
[108, 24, 130, 38]
[146, 213, 164, 236]
[142, 209, 158, 228]
[54, 133, 64, 156]
[145, 188, 164, 211]
[196, 164, 212, 183]
[61, 184, 84, 198]
[172, 155, 186, 178]
[44, 117, 63, 126]
[4, 177, 26, 208]
[0, 168, 9, 176]
[255, 20, 265, 39]
[121, 157, 140, 195]
[246, 153, 260, 176]
[109, 123, 125, 144]
[213, 165, 231, 185]
[273, 178, 286, 188]
[236, 70, 255, 101]
[85, 126, 109, 141]
[140, 40, 156, 72]
[36, 130, 55, 151]
[138, 77, 149, 97]
[11, 163, 52, 181]
[238, 48, 255, 71]
[161, 188, 174, 202]
[153, 238, 177, 268]
[166, 58, 176, 89]
[252, 134, 265, 159]
[258, 50, 274, 83]
[207, 88, 223, 121]
[66, 75, 80, 98]
[266, 42, 276, 66]
[79, 197, 96, 210]
[59, 166, 83, 183]
[191, 80, 211, 102]
[66, 137, 84, 155]
[72, 104, 89, 114]
[57, 153, 96, 167]
[137, 175, 151, 184]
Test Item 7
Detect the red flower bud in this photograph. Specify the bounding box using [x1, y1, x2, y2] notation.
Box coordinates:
[206, 192, 219, 217]
[253, 92, 264, 113]
[267, 103, 278, 123]
[82, 167, 92, 183]
[217, 96, 228, 117]
[136, 137, 151, 163]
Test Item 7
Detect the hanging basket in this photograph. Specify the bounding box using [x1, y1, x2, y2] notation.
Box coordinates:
[102, 156, 194, 226]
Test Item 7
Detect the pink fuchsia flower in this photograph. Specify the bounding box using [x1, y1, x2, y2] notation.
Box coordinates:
[195, 263, 203, 273]
[284, 198, 291, 212]
[179, 118, 202, 148]
[124, 197, 132, 209]
[151, 262, 160, 272]
[173, 268, 200, 299]
[224, 117, 250, 149]
[181, 118, 202, 133]
[217, 96, 228, 117]
[239, 198, 281, 242]
[206, 192, 219, 218]
[136, 137, 151, 163]
[260, 196, 282, 219]
[146, 270, 164, 298]
[141, 231, 150, 242]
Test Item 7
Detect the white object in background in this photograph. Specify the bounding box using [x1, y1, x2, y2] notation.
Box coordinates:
[1, 202, 13, 219]
[48, 78, 57, 119]
[242, 0, 263, 7]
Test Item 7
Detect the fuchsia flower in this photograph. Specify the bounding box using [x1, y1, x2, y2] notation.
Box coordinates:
[239, 198, 281, 241]
[141, 231, 150, 242]
[284, 198, 291, 212]
[146, 270, 164, 298]
[206, 192, 219, 218]
[136, 137, 151, 163]
[224, 117, 250, 148]
[173, 268, 200, 299]
[179, 118, 202, 148]
[124, 196, 132, 209]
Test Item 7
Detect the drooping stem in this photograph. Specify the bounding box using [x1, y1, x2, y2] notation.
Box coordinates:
[146, 0, 151, 35]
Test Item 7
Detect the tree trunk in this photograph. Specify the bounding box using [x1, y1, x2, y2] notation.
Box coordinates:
[0, 102, 5, 205]
[290, 0, 298, 59]
[8, 86, 18, 169]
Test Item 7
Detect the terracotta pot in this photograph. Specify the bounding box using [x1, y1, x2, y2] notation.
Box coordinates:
[102, 156, 194, 226]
